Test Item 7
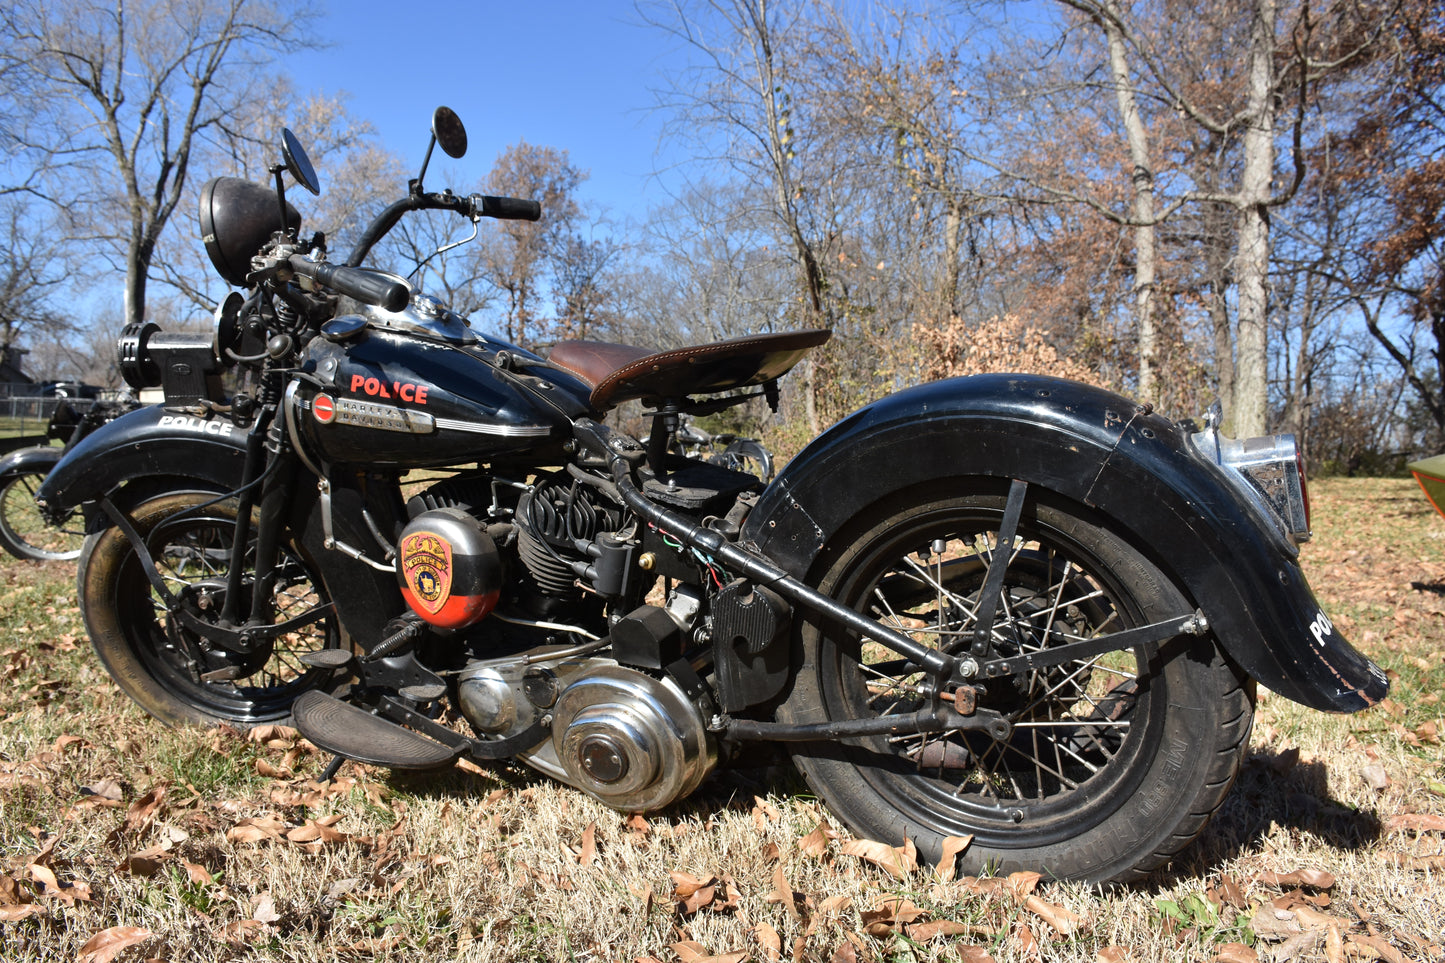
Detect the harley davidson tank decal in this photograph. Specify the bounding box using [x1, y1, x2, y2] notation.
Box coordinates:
[312, 394, 336, 423]
[313, 398, 436, 434]
[400, 531, 452, 615]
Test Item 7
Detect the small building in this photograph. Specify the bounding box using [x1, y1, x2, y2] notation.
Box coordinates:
[0, 345, 36, 397]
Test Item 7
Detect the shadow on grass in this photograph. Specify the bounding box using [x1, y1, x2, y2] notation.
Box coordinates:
[1170, 746, 1383, 883]
[325, 734, 1383, 889]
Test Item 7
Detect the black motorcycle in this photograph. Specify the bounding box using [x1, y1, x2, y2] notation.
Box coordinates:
[35, 108, 1387, 884]
[671, 414, 774, 483]
[0, 396, 139, 560]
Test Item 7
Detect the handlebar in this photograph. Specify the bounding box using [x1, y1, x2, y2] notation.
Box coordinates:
[471, 194, 541, 221]
[343, 190, 541, 267]
[288, 257, 411, 311]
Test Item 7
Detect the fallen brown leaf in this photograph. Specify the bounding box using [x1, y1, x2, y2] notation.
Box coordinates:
[1016, 922, 1040, 960]
[765, 863, 801, 920]
[1347, 934, 1408, 963]
[1384, 813, 1445, 834]
[840, 836, 918, 878]
[1025, 894, 1086, 935]
[958, 948, 997, 963]
[226, 814, 287, 844]
[798, 820, 836, 857]
[860, 895, 925, 935]
[1213, 941, 1259, 963]
[1207, 876, 1250, 910]
[0, 903, 43, 921]
[670, 872, 717, 916]
[1006, 870, 1043, 899]
[77, 926, 152, 963]
[123, 786, 166, 835]
[1255, 868, 1336, 890]
[935, 834, 973, 882]
[752, 922, 782, 962]
[576, 821, 597, 866]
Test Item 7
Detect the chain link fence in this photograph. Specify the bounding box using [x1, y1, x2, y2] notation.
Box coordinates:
[1, 394, 104, 452]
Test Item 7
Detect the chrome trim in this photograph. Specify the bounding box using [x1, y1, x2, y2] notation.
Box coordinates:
[361, 288, 479, 345]
[432, 416, 552, 437]
[1190, 419, 1311, 549]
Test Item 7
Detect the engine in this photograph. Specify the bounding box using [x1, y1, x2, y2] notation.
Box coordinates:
[408, 469, 719, 812]
[457, 655, 715, 811]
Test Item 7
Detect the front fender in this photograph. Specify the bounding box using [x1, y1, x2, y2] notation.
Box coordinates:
[743, 374, 1387, 713]
[35, 405, 248, 516]
[32, 404, 403, 648]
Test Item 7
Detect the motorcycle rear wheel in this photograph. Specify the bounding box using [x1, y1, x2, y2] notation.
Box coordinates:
[781, 485, 1253, 884]
[0, 467, 85, 561]
[79, 490, 344, 726]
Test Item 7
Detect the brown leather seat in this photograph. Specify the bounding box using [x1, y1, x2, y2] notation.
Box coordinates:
[548, 329, 831, 410]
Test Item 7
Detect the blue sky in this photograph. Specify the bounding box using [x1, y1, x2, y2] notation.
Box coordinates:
[287, 2, 689, 224]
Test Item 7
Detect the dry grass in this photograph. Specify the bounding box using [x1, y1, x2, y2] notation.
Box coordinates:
[1, 477, 1442, 962]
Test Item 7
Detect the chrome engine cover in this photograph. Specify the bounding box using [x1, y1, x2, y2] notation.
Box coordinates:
[542, 663, 716, 812]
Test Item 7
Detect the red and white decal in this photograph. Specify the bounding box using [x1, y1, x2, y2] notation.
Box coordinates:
[312, 393, 336, 423]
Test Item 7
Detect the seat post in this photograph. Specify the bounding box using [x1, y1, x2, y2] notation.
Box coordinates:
[646, 403, 682, 484]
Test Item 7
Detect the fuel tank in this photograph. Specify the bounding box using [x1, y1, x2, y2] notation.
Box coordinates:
[293, 325, 590, 468]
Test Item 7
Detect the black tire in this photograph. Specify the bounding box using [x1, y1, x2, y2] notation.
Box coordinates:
[0, 467, 85, 561]
[781, 484, 1253, 884]
[78, 490, 344, 726]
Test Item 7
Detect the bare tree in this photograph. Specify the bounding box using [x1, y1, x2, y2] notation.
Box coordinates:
[1, 0, 317, 328]
[642, 0, 855, 430]
[0, 198, 73, 373]
[153, 87, 405, 316]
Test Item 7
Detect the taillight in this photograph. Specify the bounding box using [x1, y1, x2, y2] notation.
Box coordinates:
[1190, 422, 1312, 548]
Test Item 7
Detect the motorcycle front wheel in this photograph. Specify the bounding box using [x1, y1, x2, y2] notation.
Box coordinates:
[781, 484, 1254, 884]
[79, 490, 345, 726]
[0, 467, 85, 561]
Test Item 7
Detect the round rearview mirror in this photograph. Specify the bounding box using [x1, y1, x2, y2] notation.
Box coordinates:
[432, 106, 468, 159]
[281, 128, 321, 195]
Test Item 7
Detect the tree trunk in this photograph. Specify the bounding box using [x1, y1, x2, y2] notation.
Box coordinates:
[744, 0, 827, 432]
[124, 233, 154, 328]
[1232, 0, 1278, 437]
[1102, 5, 1157, 404]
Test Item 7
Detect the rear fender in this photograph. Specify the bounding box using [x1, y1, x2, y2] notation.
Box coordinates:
[741, 374, 1387, 713]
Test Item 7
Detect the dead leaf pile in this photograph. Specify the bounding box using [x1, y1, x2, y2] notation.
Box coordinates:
[1243, 867, 1440, 963]
[0, 835, 92, 921]
[670, 871, 744, 916]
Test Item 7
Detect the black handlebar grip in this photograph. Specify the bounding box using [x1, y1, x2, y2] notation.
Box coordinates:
[473, 194, 542, 221]
[298, 260, 410, 311]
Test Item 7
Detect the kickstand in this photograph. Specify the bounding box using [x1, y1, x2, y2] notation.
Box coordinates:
[319, 753, 347, 782]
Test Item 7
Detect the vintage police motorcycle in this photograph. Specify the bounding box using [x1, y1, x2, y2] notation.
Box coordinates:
[0, 395, 140, 561]
[35, 109, 1387, 884]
